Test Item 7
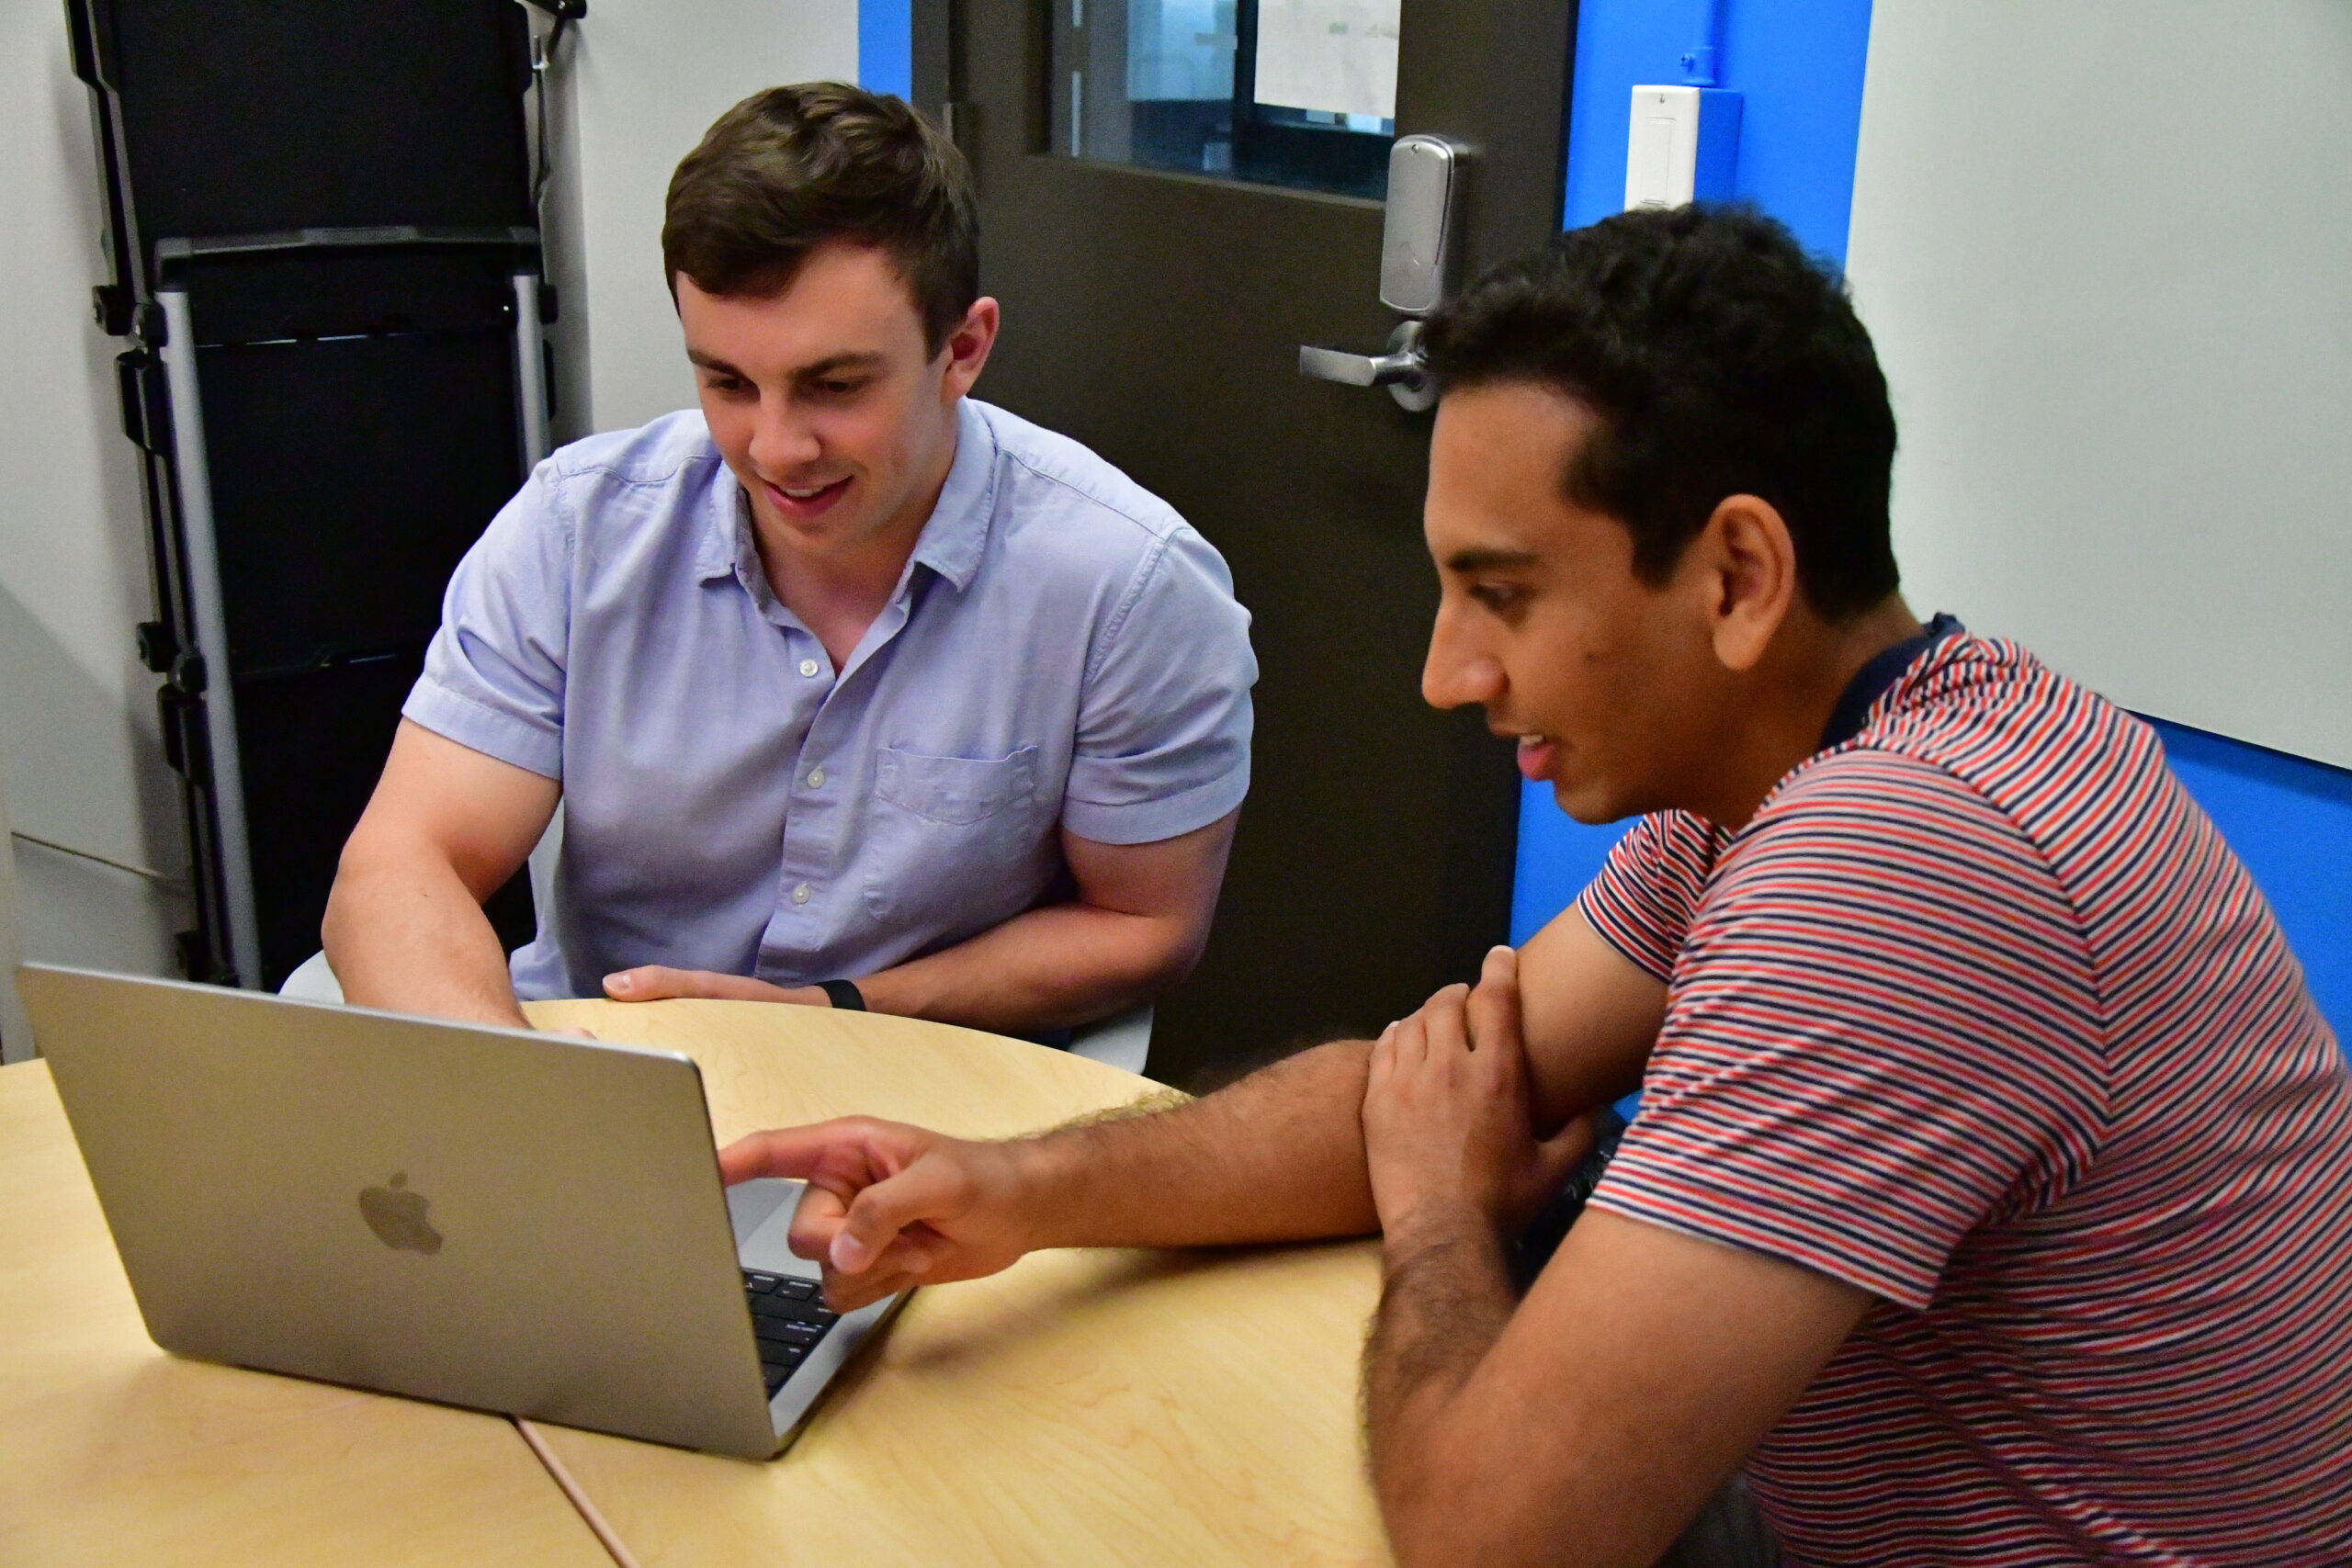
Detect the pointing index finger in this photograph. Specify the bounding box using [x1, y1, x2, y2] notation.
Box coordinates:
[717, 1123, 852, 1186]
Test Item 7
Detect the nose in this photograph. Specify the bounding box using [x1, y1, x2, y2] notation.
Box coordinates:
[747, 395, 822, 476]
[1421, 601, 1505, 712]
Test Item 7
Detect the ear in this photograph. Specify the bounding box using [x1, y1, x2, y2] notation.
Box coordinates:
[938, 296, 1000, 400]
[1691, 493, 1798, 673]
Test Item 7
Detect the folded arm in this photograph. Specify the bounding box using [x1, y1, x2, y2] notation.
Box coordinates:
[1369, 1204, 1864, 1567]
[1358, 949, 1866, 1566]
[322, 719, 557, 1029]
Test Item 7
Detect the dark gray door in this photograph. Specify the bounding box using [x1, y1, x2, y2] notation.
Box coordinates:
[921, 0, 1577, 1085]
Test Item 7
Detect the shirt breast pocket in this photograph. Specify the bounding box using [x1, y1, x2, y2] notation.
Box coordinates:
[862, 744, 1048, 926]
[873, 744, 1038, 825]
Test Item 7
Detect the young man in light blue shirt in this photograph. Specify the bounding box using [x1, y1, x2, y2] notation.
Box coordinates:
[322, 83, 1256, 1037]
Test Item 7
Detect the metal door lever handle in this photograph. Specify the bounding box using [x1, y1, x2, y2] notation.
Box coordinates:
[1297, 344, 1418, 387]
[1297, 321, 1436, 412]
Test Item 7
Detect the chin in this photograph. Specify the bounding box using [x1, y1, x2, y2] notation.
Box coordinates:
[769, 504, 868, 556]
[784, 513, 854, 548]
[1549, 777, 1634, 827]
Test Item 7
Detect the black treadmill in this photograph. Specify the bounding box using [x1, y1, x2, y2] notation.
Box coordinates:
[67, 0, 581, 987]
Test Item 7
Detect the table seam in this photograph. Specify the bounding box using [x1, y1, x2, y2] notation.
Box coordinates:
[515, 1416, 646, 1568]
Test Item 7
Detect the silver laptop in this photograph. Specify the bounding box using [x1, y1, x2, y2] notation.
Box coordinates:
[17, 963, 906, 1461]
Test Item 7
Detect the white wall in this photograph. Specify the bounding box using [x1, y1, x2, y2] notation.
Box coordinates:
[1847, 0, 2352, 768]
[563, 0, 860, 434]
[0, 9, 193, 1008]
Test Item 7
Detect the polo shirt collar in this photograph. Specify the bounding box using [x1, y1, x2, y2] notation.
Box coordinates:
[693, 398, 999, 594]
[1819, 611, 1964, 750]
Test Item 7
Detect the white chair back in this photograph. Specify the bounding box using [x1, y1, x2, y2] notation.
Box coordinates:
[277, 949, 346, 1004]
[1067, 1004, 1152, 1077]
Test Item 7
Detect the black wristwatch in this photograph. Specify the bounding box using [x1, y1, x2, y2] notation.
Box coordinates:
[816, 978, 866, 1011]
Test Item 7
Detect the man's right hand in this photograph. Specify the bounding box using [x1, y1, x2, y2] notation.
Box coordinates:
[720, 1118, 1045, 1309]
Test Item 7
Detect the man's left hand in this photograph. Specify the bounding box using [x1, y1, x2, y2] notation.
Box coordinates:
[602, 967, 831, 1007]
[1363, 945, 1594, 1248]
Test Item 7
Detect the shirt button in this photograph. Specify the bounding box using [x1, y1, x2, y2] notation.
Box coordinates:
[791, 883, 812, 906]
[797, 658, 820, 678]
[806, 766, 826, 789]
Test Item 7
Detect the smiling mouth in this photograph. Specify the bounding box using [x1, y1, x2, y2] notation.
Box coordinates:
[1510, 732, 1558, 780]
[763, 476, 852, 518]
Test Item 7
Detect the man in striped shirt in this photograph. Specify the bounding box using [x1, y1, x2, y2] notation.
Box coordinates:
[720, 207, 2352, 1564]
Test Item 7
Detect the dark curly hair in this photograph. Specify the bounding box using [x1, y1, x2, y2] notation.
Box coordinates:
[1420, 205, 1899, 620]
[663, 83, 978, 355]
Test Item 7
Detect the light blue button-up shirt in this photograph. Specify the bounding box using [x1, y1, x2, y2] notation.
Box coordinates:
[404, 398, 1257, 1000]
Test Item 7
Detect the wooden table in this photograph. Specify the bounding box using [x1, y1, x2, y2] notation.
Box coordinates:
[524, 998, 1392, 1568]
[0, 1058, 611, 1568]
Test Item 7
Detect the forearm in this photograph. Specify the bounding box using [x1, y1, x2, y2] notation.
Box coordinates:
[322, 849, 527, 1029]
[1001, 1037, 1381, 1249]
[856, 898, 1193, 1034]
[1363, 1213, 1520, 1565]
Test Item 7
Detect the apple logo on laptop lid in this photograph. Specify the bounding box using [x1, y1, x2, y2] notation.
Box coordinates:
[358, 1172, 444, 1256]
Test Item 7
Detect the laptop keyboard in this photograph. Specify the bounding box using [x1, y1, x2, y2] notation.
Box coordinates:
[743, 1270, 842, 1397]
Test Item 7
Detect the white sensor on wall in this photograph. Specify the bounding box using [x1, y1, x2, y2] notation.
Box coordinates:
[1624, 85, 1742, 211]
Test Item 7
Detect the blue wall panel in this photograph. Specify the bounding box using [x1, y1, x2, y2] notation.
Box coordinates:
[859, 0, 913, 99]
[1561, 1, 1872, 252]
[2154, 721, 2352, 1045]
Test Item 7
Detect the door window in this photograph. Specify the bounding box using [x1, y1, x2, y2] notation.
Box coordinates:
[1048, 0, 1397, 197]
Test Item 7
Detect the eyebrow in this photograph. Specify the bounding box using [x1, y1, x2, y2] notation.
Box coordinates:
[683, 350, 888, 379]
[793, 352, 887, 380]
[1442, 546, 1541, 573]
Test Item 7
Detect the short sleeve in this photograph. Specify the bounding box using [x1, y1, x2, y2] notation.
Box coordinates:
[1577, 811, 1726, 982]
[401, 462, 573, 780]
[1059, 526, 1257, 845]
[1589, 752, 2110, 1310]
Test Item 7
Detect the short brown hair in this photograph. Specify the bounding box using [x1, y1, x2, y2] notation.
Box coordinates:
[662, 83, 978, 354]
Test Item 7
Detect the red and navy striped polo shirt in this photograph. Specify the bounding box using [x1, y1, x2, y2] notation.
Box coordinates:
[1580, 630, 2352, 1564]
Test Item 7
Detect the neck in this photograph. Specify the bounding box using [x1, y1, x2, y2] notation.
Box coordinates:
[753, 502, 923, 613]
[1693, 593, 1925, 829]
[753, 410, 961, 661]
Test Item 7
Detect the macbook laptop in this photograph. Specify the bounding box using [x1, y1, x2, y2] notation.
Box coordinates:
[17, 963, 906, 1461]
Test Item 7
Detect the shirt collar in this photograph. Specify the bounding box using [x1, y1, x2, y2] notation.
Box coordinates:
[693, 398, 999, 595]
[695, 462, 746, 584]
[905, 398, 998, 593]
[1818, 612, 1963, 750]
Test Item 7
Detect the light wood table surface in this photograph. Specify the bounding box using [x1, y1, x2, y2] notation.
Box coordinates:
[524, 997, 1392, 1567]
[0, 1057, 611, 1568]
